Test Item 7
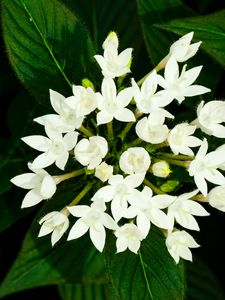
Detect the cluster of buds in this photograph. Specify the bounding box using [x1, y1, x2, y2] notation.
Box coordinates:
[11, 32, 225, 264]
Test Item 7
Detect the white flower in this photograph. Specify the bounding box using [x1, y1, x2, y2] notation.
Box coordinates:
[66, 85, 97, 117]
[193, 100, 225, 138]
[166, 230, 199, 264]
[119, 147, 151, 175]
[38, 210, 69, 246]
[167, 190, 209, 231]
[114, 223, 144, 254]
[188, 139, 225, 196]
[95, 162, 113, 182]
[67, 200, 117, 252]
[169, 32, 201, 62]
[94, 32, 132, 78]
[96, 78, 135, 125]
[208, 185, 225, 212]
[157, 56, 210, 104]
[74, 136, 108, 169]
[22, 126, 78, 170]
[132, 70, 174, 116]
[168, 123, 202, 156]
[10, 163, 57, 208]
[34, 89, 83, 133]
[136, 112, 169, 144]
[152, 161, 171, 178]
[93, 173, 145, 222]
[126, 187, 174, 237]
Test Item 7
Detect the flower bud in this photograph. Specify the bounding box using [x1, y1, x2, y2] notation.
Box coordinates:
[208, 185, 225, 212]
[81, 78, 95, 90]
[152, 161, 171, 178]
[95, 162, 113, 182]
[103, 31, 119, 50]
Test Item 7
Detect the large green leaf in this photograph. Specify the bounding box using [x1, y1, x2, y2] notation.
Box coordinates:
[59, 283, 114, 300]
[105, 227, 185, 300]
[136, 0, 195, 66]
[0, 181, 105, 298]
[1, 0, 95, 104]
[185, 258, 225, 300]
[156, 10, 225, 68]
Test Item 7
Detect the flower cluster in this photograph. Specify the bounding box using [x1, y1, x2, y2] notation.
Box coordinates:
[11, 31, 225, 264]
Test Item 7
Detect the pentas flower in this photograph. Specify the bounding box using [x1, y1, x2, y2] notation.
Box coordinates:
[157, 56, 210, 104]
[94, 162, 113, 182]
[96, 77, 135, 125]
[193, 100, 225, 138]
[11, 163, 57, 208]
[119, 147, 151, 175]
[67, 200, 117, 252]
[92, 173, 145, 222]
[114, 223, 144, 254]
[152, 161, 171, 178]
[168, 123, 202, 156]
[169, 32, 201, 63]
[74, 136, 108, 169]
[208, 185, 225, 212]
[94, 32, 132, 78]
[38, 210, 69, 246]
[132, 70, 174, 116]
[125, 187, 174, 237]
[136, 112, 169, 144]
[22, 126, 78, 170]
[167, 190, 209, 231]
[166, 230, 199, 264]
[34, 89, 83, 133]
[188, 139, 225, 196]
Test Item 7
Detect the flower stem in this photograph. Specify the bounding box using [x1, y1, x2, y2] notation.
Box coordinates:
[158, 157, 191, 168]
[68, 182, 93, 206]
[79, 125, 93, 137]
[120, 123, 134, 141]
[54, 169, 85, 184]
[158, 152, 194, 161]
[127, 138, 143, 147]
[107, 122, 114, 141]
[144, 178, 165, 195]
[191, 194, 208, 203]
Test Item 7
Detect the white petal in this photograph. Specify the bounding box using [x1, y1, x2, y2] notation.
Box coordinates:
[116, 236, 127, 253]
[67, 205, 90, 217]
[124, 173, 145, 188]
[63, 131, 79, 149]
[150, 209, 171, 229]
[194, 174, 208, 196]
[102, 78, 117, 101]
[67, 219, 89, 240]
[94, 55, 106, 70]
[178, 246, 192, 261]
[183, 66, 202, 86]
[93, 186, 114, 202]
[128, 239, 141, 254]
[21, 136, 50, 151]
[40, 175, 56, 199]
[115, 108, 135, 122]
[175, 213, 199, 230]
[102, 213, 117, 230]
[38, 224, 53, 237]
[151, 195, 176, 209]
[137, 214, 150, 238]
[204, 169, 225, 186]
[97, 111, 113, 125]
[186, 200, 209, 216]
[21, 189, 43, 208]
[32, 153, 56, 169]
[184, 85, 211, 97]
[118, 48, 132, 65]
[116, 87, 134, 108]
[165, 56, 179, 83]
[56, 152, 69, 170]
[90, 226, 106, 252]
[10, 173, 37, 189]
[49, 89, 65, 115]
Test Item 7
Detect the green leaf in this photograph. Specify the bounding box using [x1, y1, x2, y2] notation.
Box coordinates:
[185, 258, 225, 300]
[155, 10, 225, 68]
[1, 0, 95, 104]
[105, 227, 185, 300]
[0, 181, 105, 298]
[58, 283, 114, 300]
[136, 0, 195, 66]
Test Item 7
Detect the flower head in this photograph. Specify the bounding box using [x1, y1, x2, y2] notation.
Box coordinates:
[10, 163, 57, 208]
[38, 210, 69, 246]
[208, 185, 225, 212]
[166, 230, 199, 263]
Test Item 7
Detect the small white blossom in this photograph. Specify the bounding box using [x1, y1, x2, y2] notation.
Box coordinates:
[157, 56, 210, 104]
[93, 173, 145, 222]
[94, 32, 132, 78]
[74, 136, 108, 169]
[67, 200, 117, 252]
[119, 147, 151, 175]
[38, 210, 69, 246]
[22, 126, 78, 170]
[169, 32, 201, 62]
[95, 162, 113, 182]
[152, 161, 171, 178]
[208, 185, 225, 212]
[66, 85, 97, 117]
[126, 187, 174, 237]
[114, 223, 144, 254]
[132, 70, 174, 116]
[167, 190, 209, 231]
[168, 123, 202, 156]
[136, 112, 169, 144]
[34, 89, 83, 133]
[193, 100, 225, 138]
[166, 230, 199, 264]
[188, 139, 225, 196]
[10, 163, 57, 208]
[96, 78, 135, 125]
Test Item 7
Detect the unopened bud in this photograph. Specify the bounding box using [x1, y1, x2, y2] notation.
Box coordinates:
[152, 161, 171, 178]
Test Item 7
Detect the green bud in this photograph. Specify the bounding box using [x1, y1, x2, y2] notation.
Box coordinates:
[82, 78, 95, 90]
[160, 180, 180, 193]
